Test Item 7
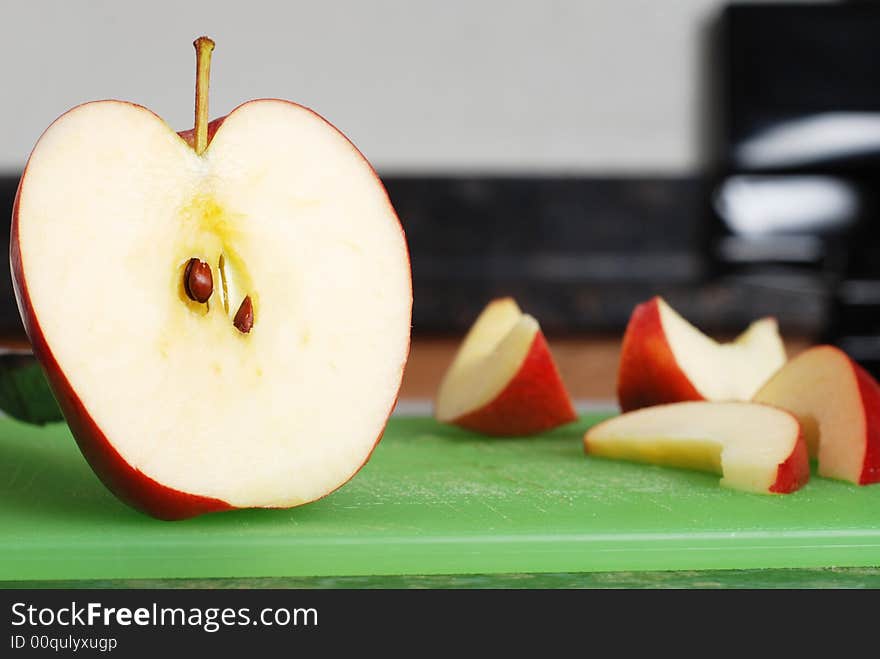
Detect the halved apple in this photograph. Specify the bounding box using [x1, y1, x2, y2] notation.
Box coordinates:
[753, 345, 880, 485]
[617, 297, 786, 412]
[11, 38, 412, 519]
[583, 401, 809, 494]
[435, 298, 576, 435]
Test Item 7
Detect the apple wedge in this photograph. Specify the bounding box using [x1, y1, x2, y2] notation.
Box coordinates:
[617, 297, 786, 412]
[753, 345, 880, 485]
[435, 298, 576, 435]
[583, 401, 809, 494]
[11, 38, 412, 519]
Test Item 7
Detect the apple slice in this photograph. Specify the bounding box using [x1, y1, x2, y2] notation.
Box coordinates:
[11, 38, 412, 519]
[617, 296, 786, 412]
[435, 298, 576, 435]
[583, 401, 809, 494]
[753, 345, 880, 485]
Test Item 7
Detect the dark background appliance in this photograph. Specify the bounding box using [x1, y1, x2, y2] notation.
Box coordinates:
[709, 1, 880, 374]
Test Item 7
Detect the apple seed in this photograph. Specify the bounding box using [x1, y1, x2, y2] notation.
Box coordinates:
[184, 258, 213, 303]
[233, 296, 254, 333]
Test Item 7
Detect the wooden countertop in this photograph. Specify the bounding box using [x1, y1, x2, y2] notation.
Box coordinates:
[400, 336, 814, 402]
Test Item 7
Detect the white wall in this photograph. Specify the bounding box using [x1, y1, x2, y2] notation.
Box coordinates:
[0, 0, 810, 174]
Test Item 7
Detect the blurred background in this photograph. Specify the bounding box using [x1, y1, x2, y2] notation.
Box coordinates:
[2, 0, 880, 400]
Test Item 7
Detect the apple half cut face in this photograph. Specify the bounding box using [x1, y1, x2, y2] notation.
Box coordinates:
[435, 297, 576, 436]
[12, 99, 412, 519]
[753, 345, 880, 485]
[617, 296, 786, 412]
[583, 401, 809, 494]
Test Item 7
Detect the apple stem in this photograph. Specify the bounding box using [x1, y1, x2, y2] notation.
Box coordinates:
[193, 36, 215, 156]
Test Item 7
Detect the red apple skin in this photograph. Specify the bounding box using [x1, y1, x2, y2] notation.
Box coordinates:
[617, 297, 703, 413]
[852, 361, 880, 485]
[177, 116, 226, 149]
[450, 331, 577, 436]
[768, 428, 810, 494]
[10, 100, 412, 520]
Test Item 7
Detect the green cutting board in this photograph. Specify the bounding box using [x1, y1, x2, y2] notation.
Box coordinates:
[1, 413, 879, 581]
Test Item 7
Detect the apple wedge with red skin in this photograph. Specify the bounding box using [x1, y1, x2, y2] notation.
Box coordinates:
[10, 39, 412, 520]
[617, 296, 786, 412]
[583, 401, 810, 494]
[753, 345, 880, 485]
[435, 298, 576, 435]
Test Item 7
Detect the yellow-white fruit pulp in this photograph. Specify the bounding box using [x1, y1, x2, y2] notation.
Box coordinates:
[658, 298, 786, 401]
[754, 346, 865, 483]
[584, 401, 801, 493]
[435, 298, 539, 421]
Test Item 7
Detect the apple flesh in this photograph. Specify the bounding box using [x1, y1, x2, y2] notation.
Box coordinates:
[435, 298, 576, 435]
[753, 345, 880, 485]
[617, 296, 786, 412]
[583, 401, 809, 494]
[12, 98, 411, 519]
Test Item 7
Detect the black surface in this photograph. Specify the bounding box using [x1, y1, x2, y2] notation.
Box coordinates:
[1, 173, 826, 338]
[0, 176, 17, 332]
[388, 175, 824, 335]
